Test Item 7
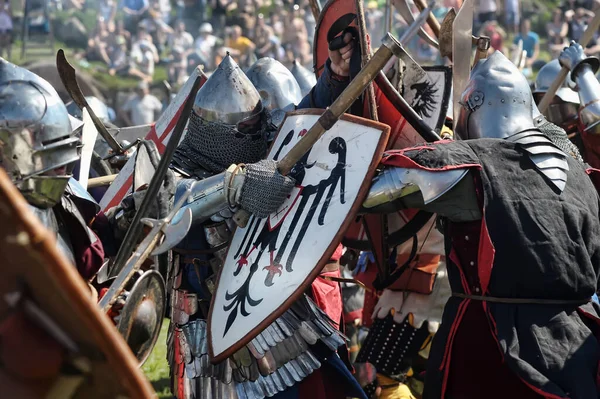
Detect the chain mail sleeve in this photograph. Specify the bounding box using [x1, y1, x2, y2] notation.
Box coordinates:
[538, 119, 584, 163]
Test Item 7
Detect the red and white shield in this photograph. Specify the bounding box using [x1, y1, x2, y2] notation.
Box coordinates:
[99, 69, 208, 211]
[208, 110, 389, 362]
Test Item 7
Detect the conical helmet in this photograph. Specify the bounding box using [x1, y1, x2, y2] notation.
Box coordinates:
[174, 55, 269, 174]
[0, 58, 79, 208]
[246, 57, 303, 112]
[456, 51, 536, 140]
[193, 54, 263, 127]
[290, 60, 316, 97]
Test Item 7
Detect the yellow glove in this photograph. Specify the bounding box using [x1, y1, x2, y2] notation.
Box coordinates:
[375, 374, 416, 399]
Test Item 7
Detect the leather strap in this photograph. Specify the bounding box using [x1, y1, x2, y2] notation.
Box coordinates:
[452, 292, 590, 305]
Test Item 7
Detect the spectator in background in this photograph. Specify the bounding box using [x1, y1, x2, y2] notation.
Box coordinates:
[130, 29, 159, 81]
[167, 21, 194, 84]
[477, 0, 497, 27]
[108, 36, 129, 76]
[567, 7, 594, 42]
[547, 9, 569, 58]
[254, 14, 282, 60]
[120, 81, 163, 126]
[504, 0, 520, 35]
[192, 22, 218, 70]
[514, 18, 539, 75]
[168, 20, 194, 51]
[86, 17, 111, 65]
[271, 11, 285, 38]
[99, 0, 116, 23]
[283, 12, 311, 66]
[153, 0, 171, 23]
[225, 25, 255, 67]
[138, 3, 173, 53]
[107, 19, 131, 49]
[122, 0, 149, 32]
[0, 0, 12, 60]
[210, 0, 231, 36]
[480, 20, 506, 54]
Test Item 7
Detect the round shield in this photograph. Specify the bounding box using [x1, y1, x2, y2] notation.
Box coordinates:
[116, 270, 166, 365]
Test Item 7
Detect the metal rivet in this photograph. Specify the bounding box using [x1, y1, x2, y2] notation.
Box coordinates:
[501, 99, 505, 103]
[469, 261, 475, 266]
[465, 235, 470, 241]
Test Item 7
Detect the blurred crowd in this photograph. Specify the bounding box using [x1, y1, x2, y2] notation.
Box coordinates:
[2, 0, 600, 127]
[80, 0, 318, 86]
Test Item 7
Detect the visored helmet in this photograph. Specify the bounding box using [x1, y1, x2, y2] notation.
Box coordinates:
[0, 58, 80, 208]
[456, 51, 536, 140]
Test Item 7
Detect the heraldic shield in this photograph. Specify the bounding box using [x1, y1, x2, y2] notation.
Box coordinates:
[209, 110, 389, 362]
[0, 168, 154, 398]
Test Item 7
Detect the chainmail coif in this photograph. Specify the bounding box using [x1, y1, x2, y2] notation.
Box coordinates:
[538, 120, 584, 163]
[172, 112, 270, 175]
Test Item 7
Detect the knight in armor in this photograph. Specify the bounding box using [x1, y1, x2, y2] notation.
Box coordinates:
[0, 57, 107, 280]
[165, 54, 365, 399]
[361, 51, 600, 398]
[296, 34, 451, 399]
[533, 42, 600, 167]
[557, 41, 600, 168]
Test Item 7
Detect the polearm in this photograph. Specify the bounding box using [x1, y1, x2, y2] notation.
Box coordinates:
[233, 33, 405, 227]
[538, 11, 600, 113]
[308, 0, 321, 21]
[277, 34, 403, 173]
[109, 75, 203, 277]
[356, 0, 379, 121]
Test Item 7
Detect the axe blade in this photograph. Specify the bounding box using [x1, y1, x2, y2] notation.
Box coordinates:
[152, 208, 193, 255]
[452, 0, 474, 133]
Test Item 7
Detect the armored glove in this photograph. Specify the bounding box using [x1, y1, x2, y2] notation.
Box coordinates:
[372, 263, 451, 334]
[225, 160, 296, 219]
[559, 41, 600, 80]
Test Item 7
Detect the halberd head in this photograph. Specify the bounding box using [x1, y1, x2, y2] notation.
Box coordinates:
[0, 58, 80, 208]
[456, 51, 536, 140]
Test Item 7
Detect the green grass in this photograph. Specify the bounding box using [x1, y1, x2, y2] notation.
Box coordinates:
[142, 320, 173, 398]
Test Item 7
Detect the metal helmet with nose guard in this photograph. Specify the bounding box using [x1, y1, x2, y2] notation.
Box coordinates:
[0, 58, 80, 208]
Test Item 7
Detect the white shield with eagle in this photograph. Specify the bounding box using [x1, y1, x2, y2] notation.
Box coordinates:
[208, 110, 389, 361]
